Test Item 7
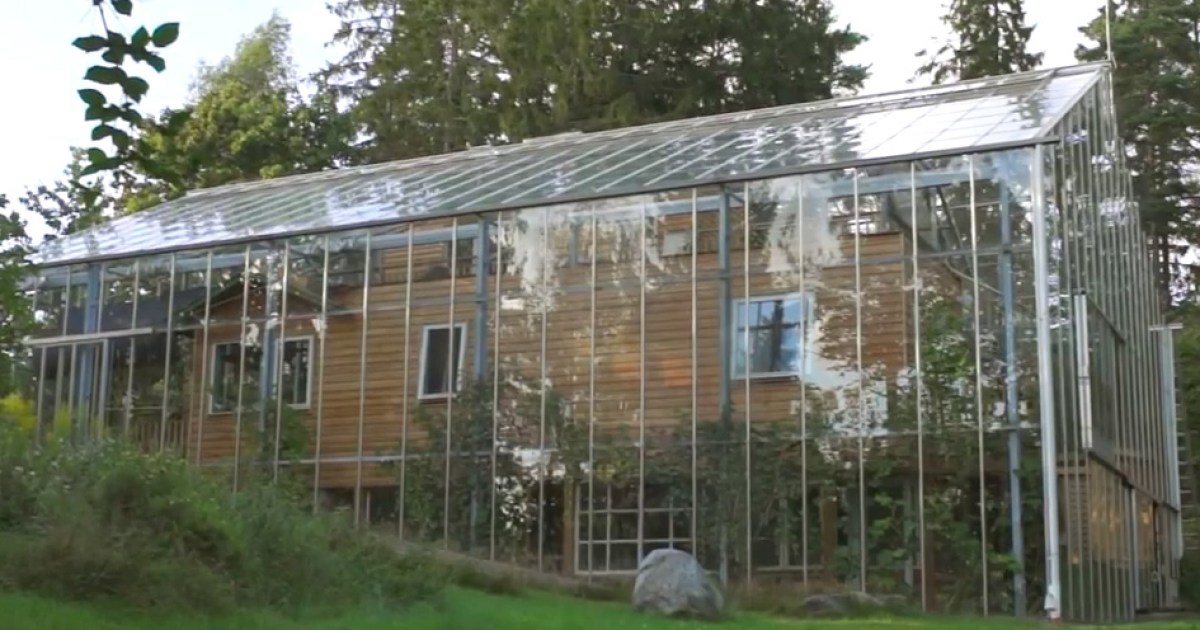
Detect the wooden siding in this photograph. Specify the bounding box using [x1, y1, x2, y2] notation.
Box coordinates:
[184, 225, 915, 488]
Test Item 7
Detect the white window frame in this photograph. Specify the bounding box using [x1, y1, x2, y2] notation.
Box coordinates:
[732, 292, 815, 380]
[208, 336, 314, 414]
[280, 335, 314, 410]
[418, 323, 468, 400]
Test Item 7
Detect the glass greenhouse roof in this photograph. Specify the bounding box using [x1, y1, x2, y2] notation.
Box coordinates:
[36, 62, 1106, 266]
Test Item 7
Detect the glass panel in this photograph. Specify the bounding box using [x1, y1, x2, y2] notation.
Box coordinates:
[123, 255, 171, 452]
[35, 66, 1105, 267]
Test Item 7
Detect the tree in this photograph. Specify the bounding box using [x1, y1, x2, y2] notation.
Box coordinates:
[0, 194, 33, 397]
[19, 149, 117, 242]
[917, 0, 1043, 84]
[322, 0, 867, 163]
[1077, 0, 1200, 303]
[131, 14, 355, 206]
[321, 0, 505, 162]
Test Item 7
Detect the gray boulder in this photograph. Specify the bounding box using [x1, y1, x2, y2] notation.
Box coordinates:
[632, 549, 724, 620]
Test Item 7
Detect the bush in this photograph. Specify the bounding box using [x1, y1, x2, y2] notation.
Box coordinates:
[0, 426, 444, 614]
[1180, 549, 1200, 608]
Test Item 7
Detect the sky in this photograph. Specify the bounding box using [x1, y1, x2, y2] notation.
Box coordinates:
[0, 0, 1099, 227]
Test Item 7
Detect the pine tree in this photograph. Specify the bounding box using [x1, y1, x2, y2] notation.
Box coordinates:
[321, 0, 506, 163]
[321, 0, 868, 162]
[917, 0, 1043, 84]
[1077, 0, 1200, 302]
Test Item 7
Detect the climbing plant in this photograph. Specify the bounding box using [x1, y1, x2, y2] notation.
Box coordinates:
[379, 276, 1045, 613]
[74, 0, 182, 185]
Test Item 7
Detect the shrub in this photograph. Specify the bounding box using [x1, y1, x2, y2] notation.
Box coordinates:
[0, 427, 444, 614]
[1181, 549, 1200, 608]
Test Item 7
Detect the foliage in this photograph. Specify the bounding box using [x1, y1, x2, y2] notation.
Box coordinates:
[383, 285, 1041, 614]
[19, 148, 117, 239]
[916, 0, 1043, 84]
[389, 374, 581, 558]
[1077, 0, 1200, 303]
[0, 427, 443, 613]
[130, 14, 354, 207]
[0, 195, 32, 391]
[321, 0, 867, 163]
[74, 1, 180, 185]
[45, 11, 350, 236]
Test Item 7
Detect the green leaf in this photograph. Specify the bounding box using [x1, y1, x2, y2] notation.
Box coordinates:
[85, 148, 108, 165]
[131, 26, 150, 49]
[91, 124, 117, 141]
[79, 162, 107, 178]
[111, 129, 133, 152]
[72, 35, 108, 53]
[85, 105, 121, 123]
[122, 76, 150, 102]
[143, 52, 166, 73]
[84, 65, 127, 86]
[111, 0, 133, 16]
[118, 106, 144, 126]
[151, 23, 180, 48]
[101, 46, 126, 65]
[77, 88, 106, 107]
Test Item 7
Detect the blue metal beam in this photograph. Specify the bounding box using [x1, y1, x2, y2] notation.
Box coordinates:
[999, 184, 1026, 616]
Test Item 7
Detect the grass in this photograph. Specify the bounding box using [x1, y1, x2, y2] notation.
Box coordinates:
[7, 587, 1200, 630]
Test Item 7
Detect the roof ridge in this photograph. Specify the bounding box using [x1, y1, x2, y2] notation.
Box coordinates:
[33, 62, 1109, 267]
[185, 62, 1108, 201]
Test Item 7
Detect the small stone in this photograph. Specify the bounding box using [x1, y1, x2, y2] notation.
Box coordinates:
[631, 549, 724, 620]
[803, 591, 885, 617]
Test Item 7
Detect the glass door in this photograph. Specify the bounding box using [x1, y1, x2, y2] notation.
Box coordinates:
[35, 339, 110, 442]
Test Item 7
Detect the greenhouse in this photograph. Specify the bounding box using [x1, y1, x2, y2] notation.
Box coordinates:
[24, 61, 1180, 623]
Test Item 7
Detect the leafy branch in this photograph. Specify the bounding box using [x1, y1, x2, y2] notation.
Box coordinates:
[74, 0, 179, 181]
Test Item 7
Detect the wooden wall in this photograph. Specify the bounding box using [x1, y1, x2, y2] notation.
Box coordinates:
[183, 212, 916, 489]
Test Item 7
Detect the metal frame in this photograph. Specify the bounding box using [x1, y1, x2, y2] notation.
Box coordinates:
[32, 137, 1067, 269]
[1032, 142, 1063, 620]
[24, 63, 1180, 624]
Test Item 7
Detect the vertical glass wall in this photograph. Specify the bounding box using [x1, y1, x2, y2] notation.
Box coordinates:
[1047, 76, 1176, 623]
[22, 119, 1175, 621]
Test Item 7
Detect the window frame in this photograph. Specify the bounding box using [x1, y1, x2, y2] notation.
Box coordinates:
[418, 323, 468, 401]
[574, 482, 691, 576]
[731, 292, 815, 380]
[279, 335, 315, 411]
[208, 336, 315, 415]
[209, 340, 251, 416]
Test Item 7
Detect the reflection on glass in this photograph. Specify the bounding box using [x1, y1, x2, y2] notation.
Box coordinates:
[35, 66, 1106, 268]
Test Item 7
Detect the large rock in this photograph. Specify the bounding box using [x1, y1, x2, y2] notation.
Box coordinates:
[631, 549, 724, 620]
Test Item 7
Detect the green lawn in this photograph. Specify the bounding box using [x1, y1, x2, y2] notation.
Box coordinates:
[4, 587, 1199, 630]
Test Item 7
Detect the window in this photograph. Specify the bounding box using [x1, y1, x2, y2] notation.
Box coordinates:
[419, 324, 466, 399]
[733, 294, 812, 378]
[660, 230, 691, 257]
[211, 342, 257, 414]
[575, 483, 690, 575]
[281, 338, 313, 408]
[209, 337, 313, 413]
